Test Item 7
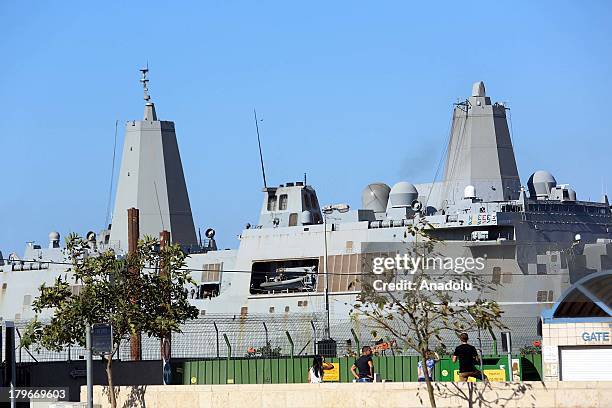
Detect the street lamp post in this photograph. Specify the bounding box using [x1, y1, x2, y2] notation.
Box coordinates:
[322, 204, 349, 340]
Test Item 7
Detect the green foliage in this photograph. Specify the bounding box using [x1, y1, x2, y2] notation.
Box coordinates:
[519, 344, 542, 356]
[245, 341, 283, 358]
[22, 234, 199, 353]
[353, 220, 507, 407]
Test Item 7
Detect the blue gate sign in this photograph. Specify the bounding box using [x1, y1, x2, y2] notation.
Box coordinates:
[92, 323, 113, 354]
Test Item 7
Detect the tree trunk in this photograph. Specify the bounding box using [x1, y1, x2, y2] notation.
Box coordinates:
[421, 350, 437, 408]
[106, 353, 117, 408]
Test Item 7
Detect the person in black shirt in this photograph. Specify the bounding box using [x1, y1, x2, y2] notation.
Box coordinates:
[351, 346, 374, 382]
[452, 333, 488, 382]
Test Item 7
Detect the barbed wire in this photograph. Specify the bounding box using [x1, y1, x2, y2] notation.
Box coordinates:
[6, 314, 540, 363]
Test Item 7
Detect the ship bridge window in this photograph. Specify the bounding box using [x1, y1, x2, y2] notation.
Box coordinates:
[267, 195, 277, 211]
[279, 194, 288, 210]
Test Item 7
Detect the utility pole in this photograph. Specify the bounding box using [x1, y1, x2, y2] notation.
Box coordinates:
[5, 321, 16, 408]
[323, 213, 330, 339]
[128, 207, 141, 360]
[86, 322, 93, 408]
[160, 230, 172, 385]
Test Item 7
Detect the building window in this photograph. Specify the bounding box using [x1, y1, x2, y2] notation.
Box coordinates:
[492, 267, 501, 284]
[536, 290, 548, 302]
[240, 306, 248, 316]
[279, 194, 288, 210]
[269, 307, 275, 313]
[548, 290, 554, 302]
[289, 213, 298, 226]
[267, 195, 277, 211]
[284, 306, 290, 313]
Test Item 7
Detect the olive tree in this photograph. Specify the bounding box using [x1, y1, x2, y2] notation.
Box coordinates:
[22, 234, 198, 408]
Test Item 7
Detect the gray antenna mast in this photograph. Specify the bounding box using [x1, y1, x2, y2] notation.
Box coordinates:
[253, 109, 268, 188]
[140, 65, 151, 102]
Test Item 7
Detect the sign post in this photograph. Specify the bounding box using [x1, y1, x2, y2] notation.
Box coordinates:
[85, 323, 93, 408]
[501, 332, 512, 381]
[87, 323, 113, 408]
[91, 323, 113, 354]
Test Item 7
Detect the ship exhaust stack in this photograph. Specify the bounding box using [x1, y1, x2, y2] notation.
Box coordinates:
[109, 69, 197, 252]
[442, 81, 521, 203]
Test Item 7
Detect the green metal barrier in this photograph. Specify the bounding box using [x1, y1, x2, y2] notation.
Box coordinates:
[176, 354, 542, 385]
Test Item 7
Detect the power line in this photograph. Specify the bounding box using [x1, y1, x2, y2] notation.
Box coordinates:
[0, 258, 572, 277]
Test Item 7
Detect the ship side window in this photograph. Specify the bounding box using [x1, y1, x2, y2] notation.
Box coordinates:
[267, 194, 277, 211]
[289, 213, 298, 226]
[279, 194, 288, 210]
[536, 290, 548, 302]
[492, 267, 501, 284]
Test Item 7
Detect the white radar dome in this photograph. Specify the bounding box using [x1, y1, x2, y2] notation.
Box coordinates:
[362, 183, 391, 213]
[528, 170, 557, 199]
[389, 182, 419, 208]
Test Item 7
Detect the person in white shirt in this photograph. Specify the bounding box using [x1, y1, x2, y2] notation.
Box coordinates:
[308, 355, 334, 383]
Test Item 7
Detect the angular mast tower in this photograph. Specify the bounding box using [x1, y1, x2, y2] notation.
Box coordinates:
[442, 81, 521, 203]
[109, 68, 197, 252]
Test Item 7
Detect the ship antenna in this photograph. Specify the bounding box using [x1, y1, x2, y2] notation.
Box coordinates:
[140, 64, 151, 102]
[105, 119, 119, 228]
[253, 108, 268, 188]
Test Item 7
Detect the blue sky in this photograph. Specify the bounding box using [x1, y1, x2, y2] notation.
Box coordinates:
[1, 1, 611, 254]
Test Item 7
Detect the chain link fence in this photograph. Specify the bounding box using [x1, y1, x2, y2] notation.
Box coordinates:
[7, 313, 540, 363]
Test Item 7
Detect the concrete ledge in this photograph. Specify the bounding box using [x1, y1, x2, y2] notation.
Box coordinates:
[81, 381, 612, 408]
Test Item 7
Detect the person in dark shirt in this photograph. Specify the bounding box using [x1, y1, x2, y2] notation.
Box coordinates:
[452, 333, 488, 382]
[351, 346, 374, 382]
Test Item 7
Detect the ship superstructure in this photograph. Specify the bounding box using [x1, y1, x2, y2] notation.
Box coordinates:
[2, 76, 612, 345]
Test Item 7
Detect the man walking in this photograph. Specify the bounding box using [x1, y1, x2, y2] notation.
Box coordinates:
[452, 333, 487, 382]
[351, 346, 374, 382]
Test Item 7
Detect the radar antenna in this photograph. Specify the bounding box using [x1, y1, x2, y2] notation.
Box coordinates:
[140, 64, 151, 102]
[253, 108, 268, 188]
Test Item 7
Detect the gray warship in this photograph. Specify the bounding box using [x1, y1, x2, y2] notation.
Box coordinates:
[2, 72, 612, 356]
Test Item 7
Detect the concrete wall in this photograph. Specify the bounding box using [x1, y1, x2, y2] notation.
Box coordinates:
[542, 321, 612, 381]
[82, 381, 612, 408]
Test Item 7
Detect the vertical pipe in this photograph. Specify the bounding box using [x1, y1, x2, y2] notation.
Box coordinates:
[128, 207, 141, 361]
[160, 230, 172, 385]
[223, 334, 232, 358]
[214, 322, 219, 358]
[310, 321, 317, 355]
[263, 322, 269, 347]
[285, 331, 294, 358]
[86, 322, 93, 408]
[488, 327, 498, 355]
[351, 328, 360, 355]
[323, 214, 330, 339]
[5, 321, 16, 408]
